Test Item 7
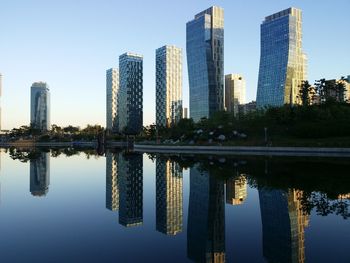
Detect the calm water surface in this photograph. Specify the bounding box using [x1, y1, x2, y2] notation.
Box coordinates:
[0, 148, 349, 263]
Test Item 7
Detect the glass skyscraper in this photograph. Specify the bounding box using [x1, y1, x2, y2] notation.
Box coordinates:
[186, 6, 224, 122]
[155, 45, 183, 127]
[106, 68, 119, 133]
[118, 53, 143, 135]
[106, 152, 119, 211]
[30, 152, 50, 197]
[30, 82, 50, 130]
[256, 7, 307, 108]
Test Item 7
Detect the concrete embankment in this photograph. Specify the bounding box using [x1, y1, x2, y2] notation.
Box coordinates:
[134, 144, 350, 157]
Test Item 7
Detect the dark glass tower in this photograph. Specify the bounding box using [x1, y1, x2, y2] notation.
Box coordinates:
[186, 6, 224, 122]
[30, 152, 50, 196]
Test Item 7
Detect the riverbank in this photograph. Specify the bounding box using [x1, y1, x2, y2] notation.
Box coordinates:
[134, 144, 350, 157]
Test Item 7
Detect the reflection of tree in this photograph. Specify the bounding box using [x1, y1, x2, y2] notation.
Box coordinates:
[300, 192, 350, 219]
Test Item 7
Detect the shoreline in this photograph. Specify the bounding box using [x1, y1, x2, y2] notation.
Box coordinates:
[134, 144, 350, 157]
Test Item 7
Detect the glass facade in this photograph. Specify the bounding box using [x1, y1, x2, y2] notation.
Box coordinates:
[156, 158, 183, 235]
[30, 152, 50, 197]
[118, 53, 143, 135]
[186, 6, 224, 122]
[155, 45, 183, 127]
[257, 8, 306, 108]
[106, 152, 119, 211]
[225, 74, 246, 117]
[106, 68, 119, 133]
[30, 82, 50, 131]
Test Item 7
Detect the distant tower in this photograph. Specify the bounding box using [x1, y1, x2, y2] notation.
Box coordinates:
[118, 53, 143, 135]
[257, 8, 307, 108]
[30, 152, 50, 196]
[183, 107, 188, 119]
[106, 68, 119, 133]
[225, 74, 246, 116]
[106, 152, 119, 211]
[156, 158, 183, 235]
[155, 45, 183, 127]
[186, 6, 224, 122]
[30, 82, 50, 131]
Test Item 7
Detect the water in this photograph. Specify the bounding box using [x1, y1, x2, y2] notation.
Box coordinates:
[0, 148, 349, 263]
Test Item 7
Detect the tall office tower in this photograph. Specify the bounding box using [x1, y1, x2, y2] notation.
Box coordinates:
[106, 152, 119, 211]
[106, 68, 119, 133]
[118, 53, 143, 135]
[155, 45, 183, 127]
[225, 74, 246, 117]
[226, 175, 247, 205]
[30, 82, 50, 130]
[183, 107, 188, 119]
[187, 165, 225, 263]
[156, 158, 183, 235]
[259, 188, 309, 263]
[256, 8, 306, 108]
[30, 152, 50, 196]
[118, 152, 143, 227]
[186, 6, 224, 122]
[0, 73, 2, 130]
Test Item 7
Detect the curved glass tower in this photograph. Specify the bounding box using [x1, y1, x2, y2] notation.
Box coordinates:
[30, 82, 50, 131]
[256, 8, 307, 108]
[186, 6, 224, 122]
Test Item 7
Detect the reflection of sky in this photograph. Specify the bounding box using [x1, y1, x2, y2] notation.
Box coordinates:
[0, 152, 349, 262]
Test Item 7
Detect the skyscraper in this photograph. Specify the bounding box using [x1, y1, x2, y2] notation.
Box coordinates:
[155, 45, 183, 127]
[30, 152, 50, 197]
[156, 158, 183, 235]
[225, 74, 246, 116]
[256, 8, 307, 108]
[106, 68, 119, 133]
[118, 152, 143, 227]
[186, 6, 224, 122]
[118, 53, 143, 135]
[106, 152, 119, 211]
[30, 82, 50, 130]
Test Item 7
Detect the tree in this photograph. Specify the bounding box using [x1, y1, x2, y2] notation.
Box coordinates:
[297, 80, 314, 106]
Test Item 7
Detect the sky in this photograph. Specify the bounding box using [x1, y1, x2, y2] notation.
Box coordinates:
[0, 0, 349, 130]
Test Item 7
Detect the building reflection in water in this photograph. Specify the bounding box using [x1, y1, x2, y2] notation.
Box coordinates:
[187, 165, 226, 263]
[106, 152, 119, 211]
[156, 158, 183, 235]
[118, 152, 143, 227]
[30, 152, 50, 196]
[259, 188, 309, 263]
[226, 175, 247, 205]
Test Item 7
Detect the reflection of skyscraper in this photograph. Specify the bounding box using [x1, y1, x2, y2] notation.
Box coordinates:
[226, 175, 247, 205]
[30, 152, 50, 196]
[106, 152, 119, 211]
[187, 165, 225, 262]
[118, 152, 143, 227]
[156, 158, 183, 235]
[259, 188, 309, 263]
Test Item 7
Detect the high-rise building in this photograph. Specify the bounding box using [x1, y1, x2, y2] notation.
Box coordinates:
[106, 152, 119, 211]
[30, 152, 50, 196]
[226, 175, 247, 205]
[183, 107, 188, 119]
[118, 53, 143, 135]
[156, 158, 183, 235]
[118, 152, 143, 227]
[155, 45, 183, 127]
[30, 82, 50, 130]
[225, 74, 246, 116]
[106, 68, 119, 133]
[259, 188, 309, 263]
[256, 8, 307, 108]
[186, 6, 224, 122]
[187, 165, 225, 263]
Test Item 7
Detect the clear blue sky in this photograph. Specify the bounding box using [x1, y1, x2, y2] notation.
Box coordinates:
[1, 0, 349, 129]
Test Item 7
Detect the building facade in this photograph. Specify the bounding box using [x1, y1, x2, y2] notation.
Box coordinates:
[30, 152, 50, 196]
[225, 74, 246, 117]
[186, 6, 224, 122]
[106, 152, 119, 211]
[30, 82, 50, 130]
[256, 8, 307, 108]
[226, 175, 247, 205]
[106, 68, 119, 133]
[156, 158, 183, 235]
[155, 45, 183, 127]
[118, 53, 143, 135]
